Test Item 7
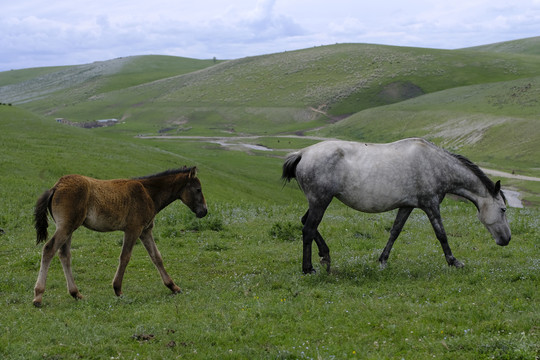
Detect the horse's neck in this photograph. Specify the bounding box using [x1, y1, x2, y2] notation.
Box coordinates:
[139, 176, 184, 212]
[448, 165, 490, 207]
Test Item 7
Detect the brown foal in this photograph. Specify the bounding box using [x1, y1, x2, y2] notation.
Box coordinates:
[33, 167, 207, 307]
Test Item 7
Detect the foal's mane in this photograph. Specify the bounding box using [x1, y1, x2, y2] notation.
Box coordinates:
[134, 167, 194, 180]
[450, 153, 506, 201]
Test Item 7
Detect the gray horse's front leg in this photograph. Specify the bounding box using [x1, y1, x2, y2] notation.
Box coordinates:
[379, 207, 413, 269]
[423, 206, 464, 268]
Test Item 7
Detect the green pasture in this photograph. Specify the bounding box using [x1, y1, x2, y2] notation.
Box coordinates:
[1, 107, 539, 359]
[1, 38, 539, 359]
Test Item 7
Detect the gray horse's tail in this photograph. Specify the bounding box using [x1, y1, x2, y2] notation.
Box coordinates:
[34, 188, 54, 244]
[282, 152, 302, 183]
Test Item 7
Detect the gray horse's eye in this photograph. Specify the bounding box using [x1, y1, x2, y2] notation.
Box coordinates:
[501, 208, 506, 213]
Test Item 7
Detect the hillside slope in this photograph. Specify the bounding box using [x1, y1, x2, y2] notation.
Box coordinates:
[464, 36, 540, 55]
[316, 75, 540, 179]
[7, 43, 539, 137]
[0, 55, 218, 104]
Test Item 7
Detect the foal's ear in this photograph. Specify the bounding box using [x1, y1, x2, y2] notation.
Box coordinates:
[189, 167, 198, 179]
[494, 180, 501, 195]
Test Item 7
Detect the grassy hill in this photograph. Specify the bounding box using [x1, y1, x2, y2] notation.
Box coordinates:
[0, 39, 539, 193]
[464, 36, 540, 55]
[2, 43, 539, 135]
[0, 55, 218, 104]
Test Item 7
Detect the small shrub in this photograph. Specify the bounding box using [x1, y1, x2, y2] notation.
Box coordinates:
[184, 215, 224, 232]
[269, 222, 302, 242]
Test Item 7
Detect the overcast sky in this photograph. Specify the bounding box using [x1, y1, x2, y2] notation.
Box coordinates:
[1, 0, 539, 71]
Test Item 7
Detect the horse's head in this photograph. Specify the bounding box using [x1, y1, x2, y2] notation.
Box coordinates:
[180, 167, 207, 218]
[477, 180, 511, 246]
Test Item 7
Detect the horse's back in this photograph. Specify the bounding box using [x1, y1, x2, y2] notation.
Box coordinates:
[295, 138, 447, 212]
[50, 175, 153, 232]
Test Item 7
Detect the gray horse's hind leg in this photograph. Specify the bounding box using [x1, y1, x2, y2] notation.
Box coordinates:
[379, 207, 413, 268]
[302, 210, 331, 272]
[301, 202, 330, 274]
[423, 205, 465, 268]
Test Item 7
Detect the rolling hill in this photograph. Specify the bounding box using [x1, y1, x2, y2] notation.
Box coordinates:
[1, 38, 539, 199]
[464, 36, 540, 55]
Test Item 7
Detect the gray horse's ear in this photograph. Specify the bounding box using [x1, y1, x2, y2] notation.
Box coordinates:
[189, 167, 198, 179]
[494, 180, 501, 194]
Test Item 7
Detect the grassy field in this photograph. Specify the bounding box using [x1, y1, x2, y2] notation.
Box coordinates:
[1, 106, 539, 359]
[1, 39, 539, 359]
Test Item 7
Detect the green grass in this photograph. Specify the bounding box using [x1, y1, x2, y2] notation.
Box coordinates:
[1, 109, 539, 359]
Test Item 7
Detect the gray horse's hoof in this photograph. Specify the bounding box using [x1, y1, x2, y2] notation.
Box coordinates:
[320, 258, 331, 273]
[448, 258, 465, 268]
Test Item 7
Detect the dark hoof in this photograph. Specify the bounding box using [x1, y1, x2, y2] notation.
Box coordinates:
[320, 258, 331, 273]
[448, 257, 465, 268]
[303, 267, 316, 274]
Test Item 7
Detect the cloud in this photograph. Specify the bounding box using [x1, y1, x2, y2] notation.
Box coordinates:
[0, 0, 539, 70]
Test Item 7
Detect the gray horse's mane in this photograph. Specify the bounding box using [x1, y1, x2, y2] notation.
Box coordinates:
[450, 153, 506, 201]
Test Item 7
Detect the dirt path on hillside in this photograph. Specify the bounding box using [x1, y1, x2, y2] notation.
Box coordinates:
[482, 169, 540, 182]
[138, 134, 538, 207]
[138, 134, 540, 182]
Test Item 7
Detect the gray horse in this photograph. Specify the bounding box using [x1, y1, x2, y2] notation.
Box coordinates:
[282, 138, 511, 274]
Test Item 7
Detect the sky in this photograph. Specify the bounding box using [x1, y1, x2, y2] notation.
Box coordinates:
[1, 0, 539, 71]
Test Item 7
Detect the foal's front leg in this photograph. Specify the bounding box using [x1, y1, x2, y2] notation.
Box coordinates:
[139, 227, 181, 294]
[112, 230, 140, 296]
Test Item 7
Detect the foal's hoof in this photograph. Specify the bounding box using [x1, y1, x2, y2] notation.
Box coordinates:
[379, 260, 388, 270]
[71, 291, 83, 300]
[33, 300, 42, 308]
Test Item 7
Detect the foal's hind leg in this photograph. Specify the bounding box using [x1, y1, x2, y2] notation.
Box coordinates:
[302, 210, 331, 272]
[33, 228, 73, 307]
[58, 235, 83, 300]
[139, 226, 181, 294]
[379, 207, 413, 269]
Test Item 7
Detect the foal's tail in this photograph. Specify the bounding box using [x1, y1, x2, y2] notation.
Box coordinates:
[34, 188, 54, 244]
[282, 152, 302, 183]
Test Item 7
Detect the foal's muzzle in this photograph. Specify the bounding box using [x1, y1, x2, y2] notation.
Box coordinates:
[196, 207, 208, 218]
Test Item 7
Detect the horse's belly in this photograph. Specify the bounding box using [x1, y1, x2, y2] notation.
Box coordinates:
[336, 186, 415, 213]
[83, 207, 126, 232]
